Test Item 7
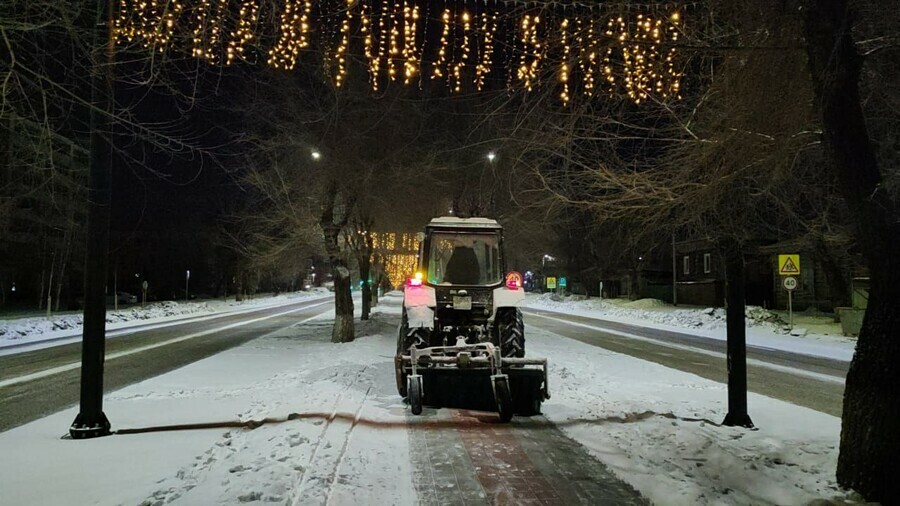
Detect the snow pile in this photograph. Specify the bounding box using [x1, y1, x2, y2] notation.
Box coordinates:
[0, 301, 215, 340]
[0, 290, 331, 346]
[528, 293, 787, 332]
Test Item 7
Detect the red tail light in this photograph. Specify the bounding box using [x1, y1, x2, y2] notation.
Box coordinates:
[505, 271, 523, 290]
[407, 271, 424, 287]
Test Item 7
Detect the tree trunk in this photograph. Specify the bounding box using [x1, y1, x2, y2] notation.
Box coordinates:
[321, 188, 355, 343]
[331, 264, 354, 343]
[359, 259, 371, 321]
[803, 2, 900, 501]
[721, 242, 753, 428]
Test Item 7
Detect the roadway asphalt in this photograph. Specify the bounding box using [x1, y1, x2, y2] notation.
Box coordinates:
[522, 307, 847, 417]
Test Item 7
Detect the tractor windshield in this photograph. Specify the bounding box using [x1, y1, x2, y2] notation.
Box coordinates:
[427, 231, 502, 286]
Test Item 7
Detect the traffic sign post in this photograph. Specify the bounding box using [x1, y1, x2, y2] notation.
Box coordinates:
[778, 254, 800, 276]
[546, 277, 557, 291]
[783, 276, 797, 330]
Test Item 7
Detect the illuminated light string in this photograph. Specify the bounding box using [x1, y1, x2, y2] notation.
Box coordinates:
[432, 8, 451, 80]
[268, 0, 312, 70]
[517, 14, 541, 92]
[475, 9, 497, 91]
[559, 18, 570, 106]
[226, 0, 259, 65]
[578, 17, 598, 97]
[388, 1, 401, 80]
[452, 11, 471, 93]
[114, 1, 684, 105]
[402, 3, 421, 84]
[334, 0, 354, 87]
[362, 0, 379, 91]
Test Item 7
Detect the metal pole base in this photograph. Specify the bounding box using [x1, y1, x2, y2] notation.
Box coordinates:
[721, 412, 754, 429]
[69, 412, 111, 439]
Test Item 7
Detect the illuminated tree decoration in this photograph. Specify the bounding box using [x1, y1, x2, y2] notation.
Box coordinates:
[190, 0, 229, 62]
[402, 3, 421, 84]
[115, 0, 182, 52]
[226, 0, 260, 65]
[578, 18, 598, 97]
[451, 11, 472, 93]
[268, 0, 312, 70]
[377, 0, 390, 86]
[334, 0, 354, 87]
[517, 14, 542, 92]
[432, 8, 452, 80]
[475, 9, 497, 91]
[362, 0, 380, 91]
[559, 18, 571, 106]
[111, 1, 684, 105]
[388, 1, 402, 80]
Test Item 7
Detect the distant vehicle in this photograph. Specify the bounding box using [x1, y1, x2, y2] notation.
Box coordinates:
[113, 292, 137, 305]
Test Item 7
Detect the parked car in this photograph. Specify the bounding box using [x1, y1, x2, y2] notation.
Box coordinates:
[109, 292, 137, 305]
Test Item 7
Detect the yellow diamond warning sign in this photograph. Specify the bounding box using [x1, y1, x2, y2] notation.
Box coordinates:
[778, 254, 800, 276]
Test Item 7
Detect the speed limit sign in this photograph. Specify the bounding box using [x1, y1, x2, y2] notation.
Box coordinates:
[783, 276, 798, 291]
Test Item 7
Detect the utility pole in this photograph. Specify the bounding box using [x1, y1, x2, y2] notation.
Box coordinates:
[722, 243, 753, 428]
[672, 232, 678, 306]
[70, 0, 113, 439]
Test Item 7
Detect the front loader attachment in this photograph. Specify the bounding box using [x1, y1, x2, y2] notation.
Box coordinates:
[398, 340, 549, 421]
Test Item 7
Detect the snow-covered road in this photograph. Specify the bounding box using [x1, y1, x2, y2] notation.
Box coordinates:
[0, 293, 850, 505]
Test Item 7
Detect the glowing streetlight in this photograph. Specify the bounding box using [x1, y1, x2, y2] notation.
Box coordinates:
[487, 152, 496, 162]
[311, 149, 321, 161]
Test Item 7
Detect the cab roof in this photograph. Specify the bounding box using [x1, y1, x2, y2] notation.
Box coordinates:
[427, 216, 503, 229]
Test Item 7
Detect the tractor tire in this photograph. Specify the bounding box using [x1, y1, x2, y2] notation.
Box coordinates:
[494, 308, 525, 358]
[396, 307, 431, 398]
[493, 376, 514, 423]
[408, 375, 424, 415]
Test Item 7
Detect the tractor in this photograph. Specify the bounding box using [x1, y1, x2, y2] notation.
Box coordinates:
[394, 217, 549, 422]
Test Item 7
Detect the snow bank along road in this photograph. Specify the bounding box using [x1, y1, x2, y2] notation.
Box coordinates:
[523, 307, 846, 417]
[0, 296, 331, 432]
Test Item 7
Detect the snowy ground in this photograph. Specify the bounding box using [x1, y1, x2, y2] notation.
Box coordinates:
[0, 292, 853, 505]
[0, 289, 333, 353]
[525, 293, 856, 362]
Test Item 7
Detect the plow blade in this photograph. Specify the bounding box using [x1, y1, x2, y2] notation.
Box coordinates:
[419, 368, 545, 416]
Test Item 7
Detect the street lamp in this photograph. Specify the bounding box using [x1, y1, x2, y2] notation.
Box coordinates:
[311, 149, 321, 161]
[486, 151, 496, 162]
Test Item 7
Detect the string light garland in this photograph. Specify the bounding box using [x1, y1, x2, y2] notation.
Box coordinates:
[518, 14, 541, 92]
[226, 0, 260, 65]
[268, 0, 312, 70]
[402, 3, 421, 84]
[388, 1, 401, 80]
[451, 11, 471, 93]
[334, 0, 354, 87]
[559, 18, 570, 105]
[362, 0, 379, 91]
[377, 0, 390, 86]
[432, 8, 452, 80]
[115, 1, 684, 105]
[475, 9, 497, 91]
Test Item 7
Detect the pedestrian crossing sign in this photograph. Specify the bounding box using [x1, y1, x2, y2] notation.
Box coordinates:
[778, 254, 800, 276]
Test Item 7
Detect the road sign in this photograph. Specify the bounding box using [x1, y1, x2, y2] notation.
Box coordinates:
[783, 276, 798, 291]
[778, 254, 800, 276]
[546, 277, 557, 289]
[559, 277, 567, 288]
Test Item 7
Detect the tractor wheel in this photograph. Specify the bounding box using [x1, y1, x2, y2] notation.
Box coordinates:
[396, 307, 431, 397]
[494, 308, 525, 358]
[493, 375, 514, 423]
[408, 375, 424, 415]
